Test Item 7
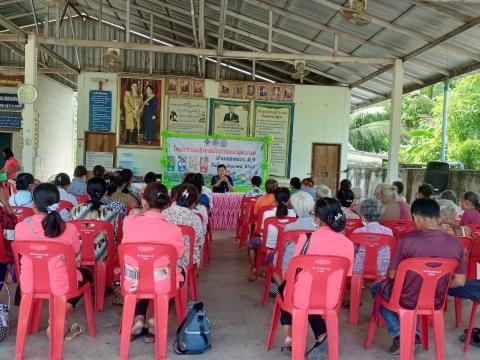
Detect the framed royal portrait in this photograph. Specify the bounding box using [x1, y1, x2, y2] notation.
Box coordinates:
[219, 81, 230, 98]
[245, 83, 255, 100]
[283, 84, 294, 102]
[232, 82, 244, 98]
[270, 84, 282, 101]
[167, 78, 178, 96]
[192, 79, 204, 97]
[179, 78, 191, 96]
[118, 76, 163, 148]
[257, 83, 269, 100]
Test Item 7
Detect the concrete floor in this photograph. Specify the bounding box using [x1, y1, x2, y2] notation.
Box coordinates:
[2, 230, 480, 359]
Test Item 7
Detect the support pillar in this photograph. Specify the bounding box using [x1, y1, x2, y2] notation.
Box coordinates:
[22, 34, 38, 174]
[440, 81, 449, 161]
[386, 59, 404, 183]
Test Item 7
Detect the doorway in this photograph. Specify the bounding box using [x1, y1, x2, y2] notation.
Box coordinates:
[311, 143, 341, 194]
[0, 132, 13, 169]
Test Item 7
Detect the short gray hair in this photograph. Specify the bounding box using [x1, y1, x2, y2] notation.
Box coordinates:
[315, 184, 331, 199]
[379, 183, 397, 199]
[437, 199, 458, 221]
[290, 191, 315, 218]
[358, 198, 384, 222]
[439, 190, 458, 204]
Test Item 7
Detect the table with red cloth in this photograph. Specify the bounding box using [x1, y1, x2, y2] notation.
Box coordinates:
[211, 193, 244, 230]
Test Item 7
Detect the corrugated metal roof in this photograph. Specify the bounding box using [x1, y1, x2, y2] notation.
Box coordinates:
[0, 0, 478, 108]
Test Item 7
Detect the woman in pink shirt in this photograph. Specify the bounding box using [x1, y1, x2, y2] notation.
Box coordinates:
[279, 197, 354, 358]
[15, 183, 89, 340]
[1, 148, 21, 180]
[122, 182, 185, 343]
[460, 191, 480, 226]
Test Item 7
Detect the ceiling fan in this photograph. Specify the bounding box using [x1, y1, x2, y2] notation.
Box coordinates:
[340, 0, 372, 26]
[291, 61, 310, 82]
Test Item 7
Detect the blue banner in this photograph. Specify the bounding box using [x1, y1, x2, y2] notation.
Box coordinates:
[0, 92, 22, 111]
[0, 113, 22, 129]
[89, 90, 112, 132]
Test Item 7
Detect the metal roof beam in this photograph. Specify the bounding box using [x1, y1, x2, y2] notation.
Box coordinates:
[312, 0, 480, 62]
[407, 1, 474, 23]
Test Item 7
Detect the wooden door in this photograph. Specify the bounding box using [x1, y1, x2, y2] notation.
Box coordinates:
[311, 143, 340, 194]
[84, 132, 116, 174]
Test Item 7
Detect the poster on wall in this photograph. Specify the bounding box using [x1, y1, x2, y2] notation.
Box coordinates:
[210, 99, 250, 137]
[162, 134, 267, 190]
[167, 97, 208, 135]
[254, 101, 294, 178]
[118, 76, 162, 147]
[88, 90, 112, 132]
[85, 151, 114, 171]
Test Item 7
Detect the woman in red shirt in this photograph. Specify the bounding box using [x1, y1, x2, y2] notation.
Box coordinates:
[1, 148, 21, 180]
[460, 191, 480, 226]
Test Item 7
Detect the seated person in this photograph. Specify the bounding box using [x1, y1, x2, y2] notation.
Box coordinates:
[315, 184, 331, 201]
[102, 173, 128, 218]
[351, 187, 362, 212]
[67, 165, 88, 196]
[10, 173, 35, 208]
[184, 173, 210, 209]
[279, 197, 353, 357]
[371, 198, 466, 355]
[253, 179, 278, 216]
[141, 172, 161, 193]
[248, 187, 295, 281]
[110, 171, 139, 210]
[121, 169, 142, 205]
[300, 177, 315, 199]
[352, 198, 393, 276]
[92, 165, 105, 179]
[393, 181, 406, 203]
[336, 187, 359, 219]
[460, 191, 480, 226]
[198, 173, 213, 209]
[210, 164, 234, 193]
[289, 177, 301, 194]
[122, 182, 185, 342]
[378, 184, 410, 221]
[438, 199, 474, 238]
[163, 184, 205, 267]
[416, 183, 434, 200]
[15, 183, 91, 340]
[71, 178, 120, 261]
[244, 176, 263, 198]
[54, 173, 78, 221]
[438, 190, 463, 216]
[275, 191, 316, 284]
[0, 191, 17, 288]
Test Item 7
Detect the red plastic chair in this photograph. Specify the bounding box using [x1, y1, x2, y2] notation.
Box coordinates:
[1, 181, 16, 198]
[195, 212, 209, 269]
[348, 233, 396, 325]
[453, 235, 475, 327]
[463, 300, 480, 352]
[177, 225, 198, 301]
[12, 241, 95, 360]
[255, 216, 296, 275]
[70, 220, 115, 312]
[118, 243, 185, 360]
[0, 225, 9, 264]
[58, 200, 74, 212]
[238, 200, 257, 248]
[466, 224, 480, 278]
[236, 197, 256, 241]
[12, 206, 34, 222]
[344, 218, 363, 237]
[364, 257, 459, 359]
[381, 220, 415, 242]
[266, 255, 351, 360]
[262, 229, 311, 306]
[74, 194, 89, 204]
[254, 205, 276, 236]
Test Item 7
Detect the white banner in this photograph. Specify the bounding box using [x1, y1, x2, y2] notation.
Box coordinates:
[164, 136, 265, 188]
[254, 102, 294, 177]
[167, 97, 208, 134]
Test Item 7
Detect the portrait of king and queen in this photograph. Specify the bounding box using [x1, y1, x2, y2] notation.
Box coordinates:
[119, 77, 163, 147]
